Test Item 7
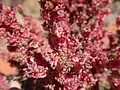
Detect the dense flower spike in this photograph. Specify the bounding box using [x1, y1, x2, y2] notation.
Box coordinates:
[39, 0, 113, 89]
[0, 0, 120, 90]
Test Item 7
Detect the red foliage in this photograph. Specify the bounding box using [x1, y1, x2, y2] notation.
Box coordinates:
[0, 0, 120, 90]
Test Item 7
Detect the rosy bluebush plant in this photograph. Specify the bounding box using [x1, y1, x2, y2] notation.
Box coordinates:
[0, 0, 120, 90]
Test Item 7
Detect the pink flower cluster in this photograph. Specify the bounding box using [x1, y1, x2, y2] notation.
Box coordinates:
[0, 0, 120, 90]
